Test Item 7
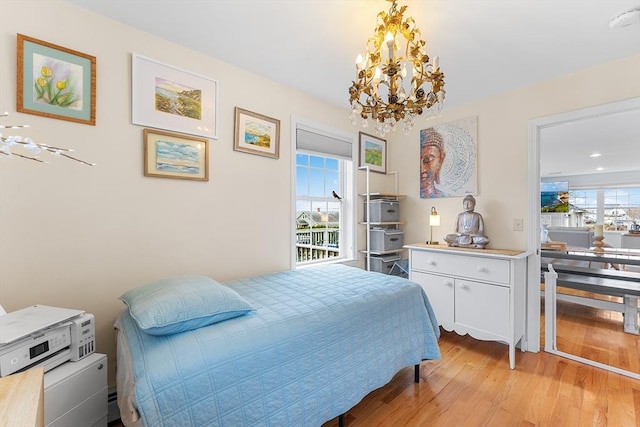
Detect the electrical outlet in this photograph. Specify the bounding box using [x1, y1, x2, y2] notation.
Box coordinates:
[513, 219, 524, 231]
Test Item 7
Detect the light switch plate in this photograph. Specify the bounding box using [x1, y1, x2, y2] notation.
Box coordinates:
[513, 219, 524, 231]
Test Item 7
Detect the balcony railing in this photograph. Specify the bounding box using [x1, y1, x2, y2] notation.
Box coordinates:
[296, 228, 340, 263]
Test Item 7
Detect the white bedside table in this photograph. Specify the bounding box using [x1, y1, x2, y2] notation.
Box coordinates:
[44, 353, 107, 427]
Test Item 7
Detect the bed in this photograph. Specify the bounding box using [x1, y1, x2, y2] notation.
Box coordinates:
[115, 264, 441, 426]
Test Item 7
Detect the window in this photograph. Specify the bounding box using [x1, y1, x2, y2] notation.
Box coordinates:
[293, 122, 355, 266]
[569, 187, 640, 230]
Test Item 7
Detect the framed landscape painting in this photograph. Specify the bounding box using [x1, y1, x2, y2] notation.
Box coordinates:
[17, 34, 96, 125]
[233, 107, 280, 159]
[359, 132, 386, 174]
[132, 53, 218, 139]
[144, 128, 209, 181]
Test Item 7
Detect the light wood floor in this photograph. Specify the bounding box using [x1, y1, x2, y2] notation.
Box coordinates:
[321, 295, 640, 427]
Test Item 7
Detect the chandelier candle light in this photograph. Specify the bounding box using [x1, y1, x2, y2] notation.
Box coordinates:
[0, 113, 94, 166]
[349, 0, 445, 136]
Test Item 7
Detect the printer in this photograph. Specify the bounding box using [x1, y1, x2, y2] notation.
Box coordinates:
[0, 305, 95, 377]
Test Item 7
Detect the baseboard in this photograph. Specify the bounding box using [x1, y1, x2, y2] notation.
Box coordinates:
[108, 387, 120, 423]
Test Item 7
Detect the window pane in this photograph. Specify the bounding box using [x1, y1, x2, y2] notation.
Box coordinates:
[310, 156, 324, 168]
[296, 166, 308, 196]
[296, 153, 309, 166]
[309, 169, 324, 197]
[325, 172, 338, 198]
[326, 158, 338, 171]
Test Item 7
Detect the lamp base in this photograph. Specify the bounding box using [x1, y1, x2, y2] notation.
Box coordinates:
[426, 240, 439, 245]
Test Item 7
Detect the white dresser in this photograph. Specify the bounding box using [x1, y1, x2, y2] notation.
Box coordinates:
[405, 243, 529, 369]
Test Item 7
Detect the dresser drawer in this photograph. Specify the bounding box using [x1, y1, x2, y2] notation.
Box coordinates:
[44, 353, 107, 426]
[411, 250, 511, 284]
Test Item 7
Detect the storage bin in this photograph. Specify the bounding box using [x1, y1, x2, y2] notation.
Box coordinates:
[369, 228, 404, 251]
[364, 200, 400, 222]
[368, 254, 401, 274]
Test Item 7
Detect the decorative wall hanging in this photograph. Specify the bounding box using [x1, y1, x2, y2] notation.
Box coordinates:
[419, 116, 477, 198]
[133, 53, 218, 139]
[144, 128, 208, 181]
[359, 132, 387, 174]
[233, 107, 280, 159]
[17, 34, 96, 125]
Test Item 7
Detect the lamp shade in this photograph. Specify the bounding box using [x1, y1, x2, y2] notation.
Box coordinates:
[430, 214, 441, 227]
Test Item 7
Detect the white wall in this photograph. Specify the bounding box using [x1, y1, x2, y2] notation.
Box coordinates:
[391, 55, 640, 250]
[0, 0, 356, 386]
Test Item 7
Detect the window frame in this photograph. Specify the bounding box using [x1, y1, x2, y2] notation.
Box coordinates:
[290, 117, 357, 269]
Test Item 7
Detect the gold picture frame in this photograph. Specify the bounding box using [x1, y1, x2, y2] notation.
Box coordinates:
[233, 107, 280, 159]
[144, 128, 209, 181]
[17, 34, 96, 125]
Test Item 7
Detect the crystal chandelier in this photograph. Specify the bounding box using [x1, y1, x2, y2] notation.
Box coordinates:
[348, 0, 445, 136]
[0, 113, 94, 165]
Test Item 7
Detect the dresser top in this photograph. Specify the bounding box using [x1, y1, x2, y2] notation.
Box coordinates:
[404, 243, 530, 259]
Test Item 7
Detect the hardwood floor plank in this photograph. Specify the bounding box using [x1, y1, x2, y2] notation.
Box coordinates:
[322, 327, 638, 427]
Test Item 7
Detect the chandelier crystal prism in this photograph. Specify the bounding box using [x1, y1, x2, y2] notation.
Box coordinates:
[348, 0, 445, 136]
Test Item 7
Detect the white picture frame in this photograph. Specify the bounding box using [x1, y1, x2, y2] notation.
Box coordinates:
[132, 53, 218, 139]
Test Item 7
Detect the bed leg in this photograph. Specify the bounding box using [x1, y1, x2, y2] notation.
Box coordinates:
[414, 364, 420, 383]
[339, 413, 345, 427]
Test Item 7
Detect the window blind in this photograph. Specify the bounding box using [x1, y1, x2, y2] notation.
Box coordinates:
[296, 128, 352, 160]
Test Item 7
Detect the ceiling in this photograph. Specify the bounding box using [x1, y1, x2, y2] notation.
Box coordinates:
[66, 0, 640, 177]
[540, 108, 640, 177]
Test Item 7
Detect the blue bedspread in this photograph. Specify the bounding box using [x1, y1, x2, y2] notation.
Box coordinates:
[119, 264, 441, 426]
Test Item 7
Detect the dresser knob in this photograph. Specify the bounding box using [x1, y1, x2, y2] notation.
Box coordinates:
[98, 363, 104, 370]
[477, 266, 487, 272]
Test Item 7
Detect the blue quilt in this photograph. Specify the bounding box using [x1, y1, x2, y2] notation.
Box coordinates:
[119, 264, 441, 426]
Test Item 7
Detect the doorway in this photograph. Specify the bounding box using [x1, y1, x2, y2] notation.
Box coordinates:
[527, 97, 640, 378]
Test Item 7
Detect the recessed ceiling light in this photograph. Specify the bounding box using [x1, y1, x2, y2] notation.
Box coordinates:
[596, 167, 604, 171]
[548, 171, 563, 175]
[610, 8, 640, 29]
[590, 153, 602, 158]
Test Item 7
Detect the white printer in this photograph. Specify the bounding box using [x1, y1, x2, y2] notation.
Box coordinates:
[0, 305, 95, 377]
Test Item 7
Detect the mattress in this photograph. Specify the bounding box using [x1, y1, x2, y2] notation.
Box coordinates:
[115, 264, 441, 426]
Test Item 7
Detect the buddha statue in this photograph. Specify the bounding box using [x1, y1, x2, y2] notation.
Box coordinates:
[444, 195, 490, 249]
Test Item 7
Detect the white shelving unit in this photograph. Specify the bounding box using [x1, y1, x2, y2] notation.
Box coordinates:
[359, 166, 406, 273]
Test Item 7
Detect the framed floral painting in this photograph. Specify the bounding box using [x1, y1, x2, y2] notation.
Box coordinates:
[17, 34, 96, 125]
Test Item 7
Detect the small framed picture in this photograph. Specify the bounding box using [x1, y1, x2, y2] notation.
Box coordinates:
[234, 107, 280, 159]
[132, 53, 218, 139]
[144, 128, 208, 181]
[359, 132, 387, 174]
[17, 34, 96, 125]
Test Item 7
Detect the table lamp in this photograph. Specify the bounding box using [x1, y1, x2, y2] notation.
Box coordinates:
[428, 206, 440, 244]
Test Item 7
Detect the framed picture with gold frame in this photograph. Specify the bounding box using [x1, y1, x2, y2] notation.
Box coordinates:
[233, 107, 280, 159]
[144, 128, 209, 181]
[17, 34, 96, 125]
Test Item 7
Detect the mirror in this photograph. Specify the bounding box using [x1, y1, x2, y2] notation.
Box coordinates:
[535, 97, 640, 379]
